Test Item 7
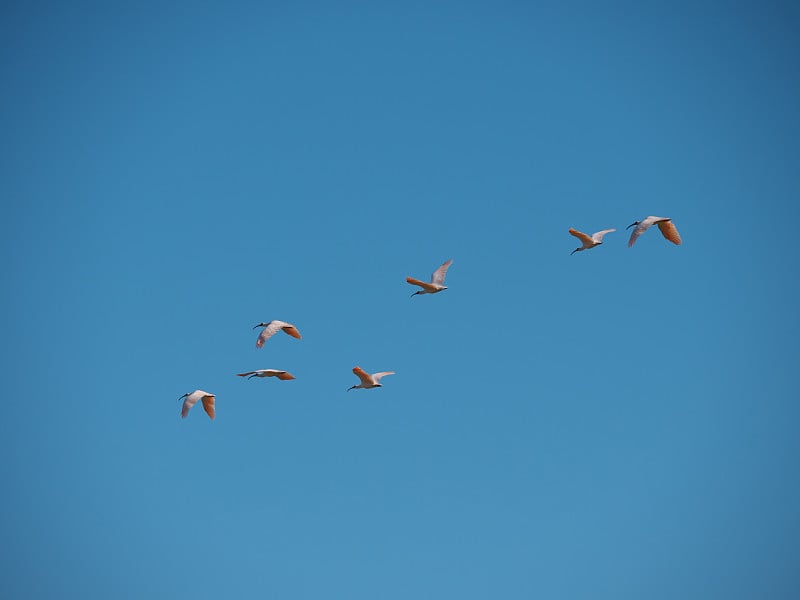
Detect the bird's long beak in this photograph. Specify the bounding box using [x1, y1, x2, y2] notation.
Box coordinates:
[178, 394, 188, 401]
[248, 374, 257, 379]
[253, 323, 263, 329]
[410, 291, 420, 298]
[347, 385, 356, 391]
[626, 222, 637, 230]
[570, 248, 579, 255]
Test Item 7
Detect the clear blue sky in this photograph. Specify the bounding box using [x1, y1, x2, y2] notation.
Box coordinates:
[3, 1, 799, 598]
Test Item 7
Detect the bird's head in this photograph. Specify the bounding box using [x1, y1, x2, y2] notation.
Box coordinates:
[253, 322, 268, 329]
[626, 221, 639, 230]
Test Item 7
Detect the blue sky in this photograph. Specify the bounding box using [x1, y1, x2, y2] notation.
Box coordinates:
[2, 1, 799, 598]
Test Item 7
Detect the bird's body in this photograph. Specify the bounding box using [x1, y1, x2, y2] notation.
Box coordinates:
[348, 366, 395, 390]
[254, 320, 302, 348]
[179, 390, 216, 420]
[569, 227, 616, 255]
[627, 216, 682, 247]
[407, 259, 453, 297]
[236, 369, 296, 380]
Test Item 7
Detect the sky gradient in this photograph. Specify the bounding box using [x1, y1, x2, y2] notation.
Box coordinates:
[2, 1, 799, 598]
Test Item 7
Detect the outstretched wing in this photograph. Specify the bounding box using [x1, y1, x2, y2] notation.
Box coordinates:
[280, 324, 302, 339]
[201, 394, 216, 420]
[628, 222, 651, 247]
[569, 228, 593, 245]
[256, 322, 280, 348]
[406, 277, 437, 292]
[591, 228, 616, 243]
[657, 220, 682, 245]
[181, 393, 199, 418]
[431, 259, 453, 285]
[261, 369, 296, 380]
[372, 371, 395, 383]
[352, 366, 374, 386]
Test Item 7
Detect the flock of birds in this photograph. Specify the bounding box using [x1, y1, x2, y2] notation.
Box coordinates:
[178, 215, 682, 420]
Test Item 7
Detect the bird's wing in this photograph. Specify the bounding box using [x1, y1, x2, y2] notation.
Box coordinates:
[181, 391, 200, 418]
[259, 369, 295, 380]
[627, 222, 651, 247]
[372, 371, 395, 382]
[406, 277, 437, 292]
[657, 220, 682, 245]
[569, 228, 593, 245]
[281, 324, 302, 339]
[236, 371, 257, 377]
[431, 259, 453, 285]
[591, 228, 616, 243]
[256, 322, 280, 348]
[352, 366, 374, 386]
[201, 394, 216, 420]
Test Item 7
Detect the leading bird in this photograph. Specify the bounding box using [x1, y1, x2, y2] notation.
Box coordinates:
[627, 216, 682, 247]
[253, 320, 302, 348]
[568, 227, 616, 255]
[348, 366, 395, 391]
[179, 390, 216, 420]
[406, 259, 453, 297]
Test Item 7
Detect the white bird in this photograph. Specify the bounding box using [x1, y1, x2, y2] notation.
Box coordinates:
[253, 320, 302, 348]
[627, 216, 682, 247]
[406, 259, 453, 297]
[179, 390, 216, 420]
[569, 227, 616, 255]
[348, 366, 395, 391]
[236, 369, 296, 380]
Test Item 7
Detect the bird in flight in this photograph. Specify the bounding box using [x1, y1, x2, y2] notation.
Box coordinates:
[348, 366, 395, 391]
[568, 227, 616, 255]
[406, 259, 453, 297]
[179, 390, 216, 420]
[236, 369, 296, 380]
[253, 320, 302, 348]
[626, 216, 682, 247]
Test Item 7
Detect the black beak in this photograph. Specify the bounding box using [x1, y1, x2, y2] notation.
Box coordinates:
[626, 222, 637, 230]
[570, 248, 579, 255]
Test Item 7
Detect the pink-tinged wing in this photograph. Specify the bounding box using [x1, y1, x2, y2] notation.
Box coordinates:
[181, 391, 201, 418]
[352, 366, 374, 386]
[256, 323, 279, 348]
[628, 222, 651, 247]
[406, 277, 437, 292]
[591, 229, 616, 243]
[431, 259, 453, 285]
[281, 324, 302, 339]
[657, 220, 682, 245]
[201, 395, 216, 420]
[568, 228, 593, 245]
[372, 371, 395, 383]
[260, 369, 295, 380]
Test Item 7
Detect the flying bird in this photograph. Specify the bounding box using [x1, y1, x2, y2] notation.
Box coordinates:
[236, 369, 296, 380]
[179, 390, 216, 420]
[568, 227, 616, 255]
[406, 259, 453, 297]
[253, 320, 302, 348]
[348, 366, 395, 391]
[627, 216, 682, 247]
